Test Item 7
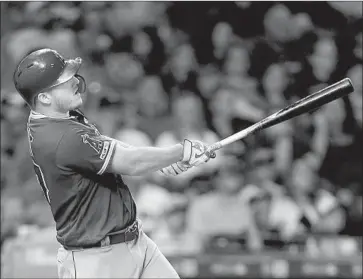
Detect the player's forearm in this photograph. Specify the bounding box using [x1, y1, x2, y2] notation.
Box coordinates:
[111, 141, 184, 176]
[131, 145, 184, 175]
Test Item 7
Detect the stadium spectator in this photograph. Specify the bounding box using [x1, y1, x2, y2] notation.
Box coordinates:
[261, 63, 289, 109]
[196, 63, 222, 100]
[153, 198, 200, 255]
[136, 75, 174, 141]
[347, 64, 362, 126]
[308, 36, 339, 87]
[132, 26, 167, 75]
[289, 159, 346, 234]
[186, 166, 263, 252]
[222, 43, 257, 93]
[209, 87, 264, 139]
[250, 189, 305, 242]
[211, 22, 234, 66]
[340, 191, 363, 236]
[104, 51, 144, 91]
[135, 181, 175, 236]
[354, 31, 362, 61]
[319, 97, 362, 186]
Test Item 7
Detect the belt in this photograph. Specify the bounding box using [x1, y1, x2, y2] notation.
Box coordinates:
[63, 220, 139, 250]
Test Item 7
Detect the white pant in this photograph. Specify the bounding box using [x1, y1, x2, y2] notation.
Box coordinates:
[57, 230, 180, 278]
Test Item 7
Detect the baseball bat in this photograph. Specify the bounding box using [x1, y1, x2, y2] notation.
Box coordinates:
[206, 78, 354, 156]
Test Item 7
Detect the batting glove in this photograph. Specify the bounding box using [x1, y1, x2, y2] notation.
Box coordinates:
[159, 161, 190, 176]
[181, 139, 216, 167]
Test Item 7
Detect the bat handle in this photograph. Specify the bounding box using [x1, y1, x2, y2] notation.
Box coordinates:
[205, 142, 223, 159]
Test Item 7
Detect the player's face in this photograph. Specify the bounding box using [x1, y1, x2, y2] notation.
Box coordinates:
[51, 76, 83, 112]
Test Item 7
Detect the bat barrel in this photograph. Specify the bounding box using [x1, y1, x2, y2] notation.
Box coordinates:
[258, 78, 354, 130]
[206, 78, 354, 154]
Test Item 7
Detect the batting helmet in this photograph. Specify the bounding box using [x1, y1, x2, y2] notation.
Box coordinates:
[13, 48, 86, 106]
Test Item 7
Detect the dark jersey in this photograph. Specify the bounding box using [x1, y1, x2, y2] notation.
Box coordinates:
[27, 109, 136, 247]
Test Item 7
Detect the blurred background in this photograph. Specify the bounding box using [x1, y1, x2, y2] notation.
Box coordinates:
[1, 1, 362, 278]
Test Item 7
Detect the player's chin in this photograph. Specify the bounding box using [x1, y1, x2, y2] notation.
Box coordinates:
[70, 97, 83, 110]
[76, 98, 83, 108]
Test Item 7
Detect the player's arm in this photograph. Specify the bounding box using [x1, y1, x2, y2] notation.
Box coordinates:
[56, 129, 213, 177]
[103, 136, 133, 148]
[105, 136, 190, 176]
[110, 141, 183, 176]
[105, 135, 194, 176]
[110, 139, 213, 176]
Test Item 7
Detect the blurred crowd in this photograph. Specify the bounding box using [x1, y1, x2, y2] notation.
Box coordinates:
[1, 2, 362, 256]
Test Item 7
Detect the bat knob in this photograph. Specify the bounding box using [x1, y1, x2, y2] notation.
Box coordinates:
[205, 143, 222, 159]
[208, 151, 216, 159]
[205, 147, 217, 159]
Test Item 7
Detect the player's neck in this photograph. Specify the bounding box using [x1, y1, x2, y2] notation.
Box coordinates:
[34, 106, 70, 118]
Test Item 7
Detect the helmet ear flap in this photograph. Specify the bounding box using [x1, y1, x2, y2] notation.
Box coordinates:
[75, 74, 86, 93]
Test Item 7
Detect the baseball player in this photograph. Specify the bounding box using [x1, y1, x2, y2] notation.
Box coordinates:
[13, 48, 216, 278]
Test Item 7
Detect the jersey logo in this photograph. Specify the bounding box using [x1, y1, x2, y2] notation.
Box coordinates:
[91, 124, 101, 136]
[83, 117, 100, 136]
[81, 134, 104, 154]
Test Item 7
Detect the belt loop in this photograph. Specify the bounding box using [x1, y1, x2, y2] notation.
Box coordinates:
[100, 236, 110, 247]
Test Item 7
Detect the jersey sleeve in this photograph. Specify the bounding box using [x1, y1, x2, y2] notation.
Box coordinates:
[56, 128, 116, 175]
